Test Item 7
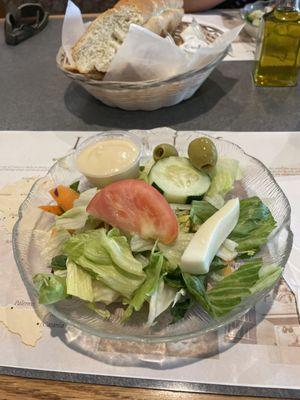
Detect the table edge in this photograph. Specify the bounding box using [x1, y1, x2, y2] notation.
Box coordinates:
[0, 366, 299, 399]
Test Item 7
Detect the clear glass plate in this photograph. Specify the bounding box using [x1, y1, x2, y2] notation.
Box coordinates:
[12, 130, 293, 344]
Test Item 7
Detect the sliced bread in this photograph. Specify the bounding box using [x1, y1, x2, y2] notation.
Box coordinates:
[72, 0, 184, 74]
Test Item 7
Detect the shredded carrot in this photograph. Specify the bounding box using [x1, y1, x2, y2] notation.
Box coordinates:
[39, 205, 63, 216]
[222, 265, 233, 277]
[49, 185, 79, 211]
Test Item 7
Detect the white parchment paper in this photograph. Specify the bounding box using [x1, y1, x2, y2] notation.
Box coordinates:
[61, 0, 243, 81]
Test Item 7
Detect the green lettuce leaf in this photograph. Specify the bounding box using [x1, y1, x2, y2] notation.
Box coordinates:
[182, 273, 212, 313]
[216, 239, 238, 262]
[190, 200, 217, 228]
[158, 232, 194, 271]
[92, 280, 120, 305]
[138, 159, 155, 183]
[69, 181, 80, 193]
[122, 251, 163, 321]
[56, 206, 89, 230]
[104, 228, 145, 277]
[62, 229, 145, 299]
[209, 256, 227, 272]
[130, 235, 154, 252]
[184, 258, 282, 318]
[164, 268, 185, 289]
[53, 269, 67, 278]
[204, 158, 241, 209]
[66, 260, 94, 302]
[229, 197, 276, 256]
[33, 273, 67, 304]
[63, 232, 92, 260]
[77, 256, 145, 299]
[73, 188, 97, 207]
[55, 188, 100, 232]
[170, 298, 193, 323]
[51, 255, 67, 271]
[190, 196, 276, 257]
[134, 253, 150, 269]
[147, 279, 185, 326]
[207, 259, 264, 316]
[250, 263, 282, 294]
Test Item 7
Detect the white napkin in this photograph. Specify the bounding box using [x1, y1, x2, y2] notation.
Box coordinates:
[61, 0, 243, 82]
[104, 24, 188, 82]
[62, 1, 85, 66]
[104, 24, 243, 82]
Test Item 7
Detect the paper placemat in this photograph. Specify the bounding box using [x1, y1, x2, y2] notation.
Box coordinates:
[0, 130, 299, 398]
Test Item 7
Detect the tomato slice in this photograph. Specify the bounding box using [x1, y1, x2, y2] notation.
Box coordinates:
[87, 179, 178, 244]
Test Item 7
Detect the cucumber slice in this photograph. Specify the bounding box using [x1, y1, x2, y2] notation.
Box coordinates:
[149, 157, 211, 204]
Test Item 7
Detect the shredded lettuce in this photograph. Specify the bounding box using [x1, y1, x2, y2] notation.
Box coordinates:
[147, 279, 185, 326]
[62, 228, 145, 299]
[62, 232, 92, 260]
[33, 273, 67, 304]
[73, 188, 97, 207]
[34, 167, 279, 324]
[216, 239, 238, 262]
[130, 235, 154, 252]
[158, 232, 194, 271]
[122, 251, 163, 321]
[78, 257, 145, 299]
[55, 188, 100, 232]
[66, 260, 94, 302]
[134, 253, 150, 269]
[56, 206, 89, 230]
[204, 158, 241, 209]
[103, 228, 145, 277]
[92, 280, 120, 305]
[53, 269, 67, 278]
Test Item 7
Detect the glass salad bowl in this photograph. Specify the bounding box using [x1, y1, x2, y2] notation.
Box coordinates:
[12, 130, 293, 344]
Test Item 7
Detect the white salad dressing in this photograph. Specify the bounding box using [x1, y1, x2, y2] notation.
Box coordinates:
[76, 139, 139, 177]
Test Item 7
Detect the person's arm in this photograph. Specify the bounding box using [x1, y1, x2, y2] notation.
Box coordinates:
[184, 0, 225, 12]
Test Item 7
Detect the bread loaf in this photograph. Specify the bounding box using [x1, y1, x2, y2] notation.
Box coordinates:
[72, 0, 184, 74]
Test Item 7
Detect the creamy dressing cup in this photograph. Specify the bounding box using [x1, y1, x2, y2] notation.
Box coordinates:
[75, 132, 142, 187]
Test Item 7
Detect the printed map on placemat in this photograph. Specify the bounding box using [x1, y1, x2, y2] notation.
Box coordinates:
[0, 130, 299, 391]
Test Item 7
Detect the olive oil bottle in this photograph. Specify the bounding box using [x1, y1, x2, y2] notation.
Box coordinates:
[254, 0, 300, 86]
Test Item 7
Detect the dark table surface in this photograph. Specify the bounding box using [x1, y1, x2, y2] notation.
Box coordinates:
[1, 18, 300, 132]
[0, 16, 299, 400]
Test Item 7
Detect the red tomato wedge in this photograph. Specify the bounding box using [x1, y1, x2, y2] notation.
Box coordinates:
[87, 180, 178, 244]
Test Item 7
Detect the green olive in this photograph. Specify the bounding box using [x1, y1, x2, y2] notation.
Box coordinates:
[188, 137, 218, 170]
[153, 143, 178, 161]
